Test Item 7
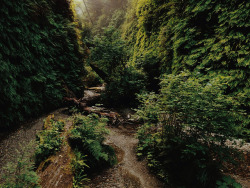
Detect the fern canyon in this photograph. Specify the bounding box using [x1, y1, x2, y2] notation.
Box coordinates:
[0, 0, 249, 187]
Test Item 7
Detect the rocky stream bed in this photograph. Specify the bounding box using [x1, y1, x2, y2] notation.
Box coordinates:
[0, 88, 249, 187]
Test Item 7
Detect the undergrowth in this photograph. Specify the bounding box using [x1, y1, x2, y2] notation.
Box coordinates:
[69, 114, 117, 186]
[71, 150, 89, 188]
[135, 72, 245, 187]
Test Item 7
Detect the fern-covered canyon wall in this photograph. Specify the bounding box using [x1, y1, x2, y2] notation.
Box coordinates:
[122, 0, 249, 126]
[0, 0, 84, 128]
[123, 0, 249, 90]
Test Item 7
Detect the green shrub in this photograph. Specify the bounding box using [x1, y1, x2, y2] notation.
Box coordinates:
[35, 119, 64, 166]
[133, 49, 161, 92]
[135, 72, 244, 187]
[69, 114, 117, 173]
[87, 26, 146, 106]
[0, 141, 40, 188]
[88, 26, 128, 76]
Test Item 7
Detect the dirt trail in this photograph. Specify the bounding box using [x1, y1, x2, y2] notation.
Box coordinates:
[87, 124, 165, 188]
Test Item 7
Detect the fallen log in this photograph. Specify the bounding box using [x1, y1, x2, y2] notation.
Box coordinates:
[64, 97, 120, 125]
[82, 106, 120, 125]
[89, 63, 108, 82]
[64, 97, 87, 108]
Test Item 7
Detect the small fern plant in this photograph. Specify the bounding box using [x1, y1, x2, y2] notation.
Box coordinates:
[69, 114, 117, 170]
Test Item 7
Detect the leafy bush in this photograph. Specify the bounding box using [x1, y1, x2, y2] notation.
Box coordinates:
[135, 72, 244, 187]
[88, 26, 128, 76]
[35, 119, 64, 166]
[103, 66, 146, 107]
[69, 114, 117, 173]
[133, 49, 161, 92]
[0, 141, 40, 188]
